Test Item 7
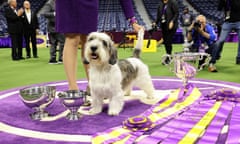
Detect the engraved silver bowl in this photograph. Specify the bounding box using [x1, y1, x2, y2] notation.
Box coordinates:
[19, 86, 56, 120]
[58, 90, 87, 120]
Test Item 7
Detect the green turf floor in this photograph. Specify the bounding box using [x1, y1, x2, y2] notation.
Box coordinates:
[0, 42, 240, 91]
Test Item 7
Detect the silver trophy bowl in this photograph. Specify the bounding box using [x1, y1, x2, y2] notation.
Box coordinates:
[58, 90, 87, 120]
[162, 51, 211, 86]
[19, 86, 56, 120]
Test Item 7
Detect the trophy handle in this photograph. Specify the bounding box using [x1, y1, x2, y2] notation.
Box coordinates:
[197, 53, 211, 71]
[161, 54, 174, 71]
[162, 51, 210, 87]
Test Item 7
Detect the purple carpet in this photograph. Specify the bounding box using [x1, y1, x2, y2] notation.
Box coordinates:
[0, 77, 240, 144]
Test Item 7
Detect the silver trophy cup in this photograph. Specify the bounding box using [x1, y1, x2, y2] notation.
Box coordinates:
[19, 86, 56, 120]
[58, 90, 87, 120]
[162, 51, 211, 86]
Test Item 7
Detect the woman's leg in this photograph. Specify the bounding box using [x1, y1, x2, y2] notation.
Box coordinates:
[63, 34, 80, 90]
[80, 34, 89, 80]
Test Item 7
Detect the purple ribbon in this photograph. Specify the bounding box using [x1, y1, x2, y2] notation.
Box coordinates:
[138, 87, 205, 144]
[153, 84, 202, 127]
[198, 101, 234, 143]
[150, 83, 195, 114]
[159, 101, 215, 143]
[205, 88, 240, 103]
[225, 103, 240, 144]
[139, 88, 240, 144]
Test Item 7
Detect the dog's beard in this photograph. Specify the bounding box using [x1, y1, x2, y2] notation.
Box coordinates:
[86, 47, 109, 65]
[86, 52, 101, 64]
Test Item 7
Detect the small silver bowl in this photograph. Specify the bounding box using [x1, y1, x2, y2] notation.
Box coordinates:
[19, 86, 56, 120]
[58, 90, 87, 120]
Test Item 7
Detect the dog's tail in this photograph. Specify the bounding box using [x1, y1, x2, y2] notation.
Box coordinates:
[133, 28, 144, 58]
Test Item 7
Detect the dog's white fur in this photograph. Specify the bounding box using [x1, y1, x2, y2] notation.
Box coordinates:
[84, 32, 155, 116]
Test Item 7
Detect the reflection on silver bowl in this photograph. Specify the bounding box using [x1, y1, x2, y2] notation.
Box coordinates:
[58, 90, 87, 120]
[19, 86, 56, 120]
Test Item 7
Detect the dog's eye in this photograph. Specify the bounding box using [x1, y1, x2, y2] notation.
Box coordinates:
[88, 37, 94, 41]
[102, 40, 108, 47]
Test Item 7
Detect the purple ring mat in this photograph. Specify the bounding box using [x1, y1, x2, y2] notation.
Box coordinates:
[0, 77, 240, 144]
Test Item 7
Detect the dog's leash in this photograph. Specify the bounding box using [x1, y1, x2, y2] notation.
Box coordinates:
[132, 28, 144, 58]
[134, 28, 144, 50]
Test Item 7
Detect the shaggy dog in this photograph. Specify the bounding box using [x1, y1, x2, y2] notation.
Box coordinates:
[84, 31, 155, 116]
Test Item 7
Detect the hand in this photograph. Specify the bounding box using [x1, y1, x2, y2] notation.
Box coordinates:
[132, 23, 145, 32]
[188, 22, 194, 31]
[17, 8, 24, 16]
[195, 25, 204, 34]
[36, 29, 40, 35]
[168, 21, 174, 30]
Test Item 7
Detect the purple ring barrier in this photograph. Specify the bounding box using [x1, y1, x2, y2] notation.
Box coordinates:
[1, 31, 238, 48]
[0, 36, 45, 48]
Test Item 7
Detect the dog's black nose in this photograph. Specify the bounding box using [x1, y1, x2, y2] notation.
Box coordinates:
[91, 46, 97, 52]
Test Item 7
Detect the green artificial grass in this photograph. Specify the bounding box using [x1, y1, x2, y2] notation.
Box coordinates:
[0, 42, 240, 91]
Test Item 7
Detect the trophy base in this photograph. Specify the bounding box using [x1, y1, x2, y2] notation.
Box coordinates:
[30, 111, 49, 120]
[66, 111, 82, 121]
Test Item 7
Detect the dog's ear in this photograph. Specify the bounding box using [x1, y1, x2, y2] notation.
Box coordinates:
[109, 42, 118, 65]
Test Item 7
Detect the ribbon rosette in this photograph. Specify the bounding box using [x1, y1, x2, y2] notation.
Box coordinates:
[122, 115, 155, 132]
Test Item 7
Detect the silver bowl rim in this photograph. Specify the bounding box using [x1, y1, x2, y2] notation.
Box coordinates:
[58, 90, 86, 99]
[19, 85, 56, 102]
[19, 85, 56, 92]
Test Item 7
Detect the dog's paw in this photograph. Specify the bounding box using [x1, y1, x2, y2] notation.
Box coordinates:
[108, 109, 120, 116]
